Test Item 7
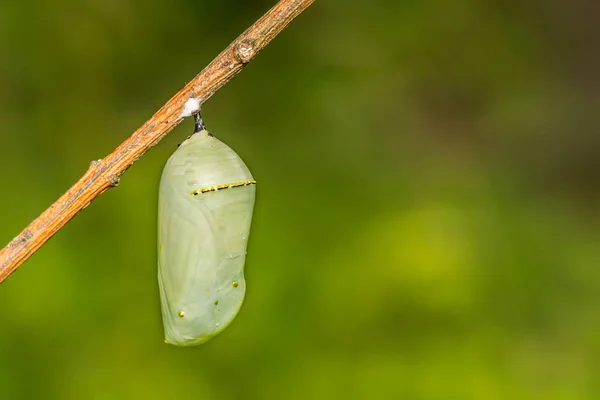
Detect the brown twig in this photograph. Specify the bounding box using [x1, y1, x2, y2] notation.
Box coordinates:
[0, 0, 316, 283]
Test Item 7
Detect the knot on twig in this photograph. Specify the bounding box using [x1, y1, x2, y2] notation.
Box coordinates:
[21, 230, 33, 243]
[108, 174, 120, 187]
[90, 159, 102, 168]
[234, 39, 257, 64]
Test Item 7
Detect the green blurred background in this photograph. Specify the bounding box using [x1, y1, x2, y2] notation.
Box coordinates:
[1, 0, 600, 399]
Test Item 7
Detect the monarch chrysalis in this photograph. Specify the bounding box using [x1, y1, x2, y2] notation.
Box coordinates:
[158, 113, 256, 346]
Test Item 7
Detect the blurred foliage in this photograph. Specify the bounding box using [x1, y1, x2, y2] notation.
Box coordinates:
[1, 0, 600, 399]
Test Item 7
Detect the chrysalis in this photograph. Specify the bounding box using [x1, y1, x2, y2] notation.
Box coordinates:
[158, 113, 255, 346]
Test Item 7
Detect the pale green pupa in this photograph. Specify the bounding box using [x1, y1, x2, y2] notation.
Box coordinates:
[158, 113, 255, 346]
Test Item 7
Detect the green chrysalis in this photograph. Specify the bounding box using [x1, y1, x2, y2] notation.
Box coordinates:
[158, 114, 255, 346]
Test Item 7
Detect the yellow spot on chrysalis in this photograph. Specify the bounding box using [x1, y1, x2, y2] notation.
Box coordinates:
[159, 245, 163, 252]
[232, 281, 238, 288]
[164, 339, 169, 344]
[178, 311, 185, 318]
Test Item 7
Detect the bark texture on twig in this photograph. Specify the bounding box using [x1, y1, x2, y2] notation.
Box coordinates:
[0, 0, 315, 283]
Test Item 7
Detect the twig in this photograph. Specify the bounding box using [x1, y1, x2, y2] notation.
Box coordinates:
[0, 0, 315, 283]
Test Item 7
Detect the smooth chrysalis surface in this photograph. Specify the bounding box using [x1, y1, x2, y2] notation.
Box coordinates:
[158, 119, 255, 346]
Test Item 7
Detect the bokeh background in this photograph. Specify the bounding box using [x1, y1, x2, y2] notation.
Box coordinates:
[1, 0, 600, 398]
